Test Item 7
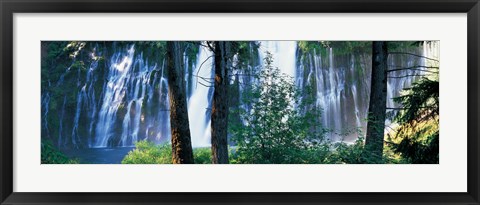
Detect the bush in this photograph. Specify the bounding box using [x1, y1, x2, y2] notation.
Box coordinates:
[121, 140, 217, 164]
[329, 137, 372, 164]
[327, 137, 407, 164]
[41, 139, 79, 164]
[121, 141, 172, 164]
[121, 139, 404, 164]
[192, 147, 212, 164]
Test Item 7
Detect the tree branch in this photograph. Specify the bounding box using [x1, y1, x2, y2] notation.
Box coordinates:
[195, 55, 214, 88]
[185, 41, 210, 50]
[198, 81, 214, 88]
[387, 68, 438, 74]
[193, 74, 215, 83]
[229, 73, 258, 77]
[205, 41, 215, 53]
[388, 65, 439, 69]
[388, 74, 429, 79]
[388, 52, 439, 62]
[386, 106, 436, 110]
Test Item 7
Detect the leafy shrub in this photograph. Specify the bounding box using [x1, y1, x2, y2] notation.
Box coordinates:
[122, 140, 216, 164]
[121, 141, 172, 164]
[192, 148, 212, 164]
[330, 138, 366, 164]
[325, 136, 412, 164]
[41, 139, 79, 164]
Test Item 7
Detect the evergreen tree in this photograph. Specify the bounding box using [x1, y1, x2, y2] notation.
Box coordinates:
[391, 77, 439, 163]
[230, 52, 325, 164]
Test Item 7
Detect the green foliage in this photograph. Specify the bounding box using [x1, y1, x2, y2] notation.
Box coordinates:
[41, 41, 437, 164]
[121, 140, 216, 164]
[298, 41, 372, 56]
[320, 137, 406, 164]
[137, 41, 166, 50]
[41, 41, 103, 147]
[331, 138, 367, 164]
[183, 41, 200, 66]
[317, 41, 424, 55]
[297, 41, 330, 58]
[42, 41, 167, 149]
[389, 77, 440, 164]
[122, 141, 173, 164]
[393, 130, 439, 164]
[394, 78, 439, 124]
[41, 139, 79, 164]
[388, 41, 423, 51]
[329, 41, 372, 55]
[229, 52, 327, 164]
[64, 41, 87, 58]
[231, 41, 260, 70]
[129, 41, 168, 63]
[192, 148, 212, 164]
[298, 41, 324, 54]
[330, 137, 398, 164]
[41, 42, 71, 90]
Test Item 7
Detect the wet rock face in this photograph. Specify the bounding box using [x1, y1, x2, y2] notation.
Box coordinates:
[296, 42, 436, 142]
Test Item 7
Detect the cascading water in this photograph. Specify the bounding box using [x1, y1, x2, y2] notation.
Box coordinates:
[70, 54, 100, 148]
[49, 43, 208, 149]
[41, 92, 51, 139]
[57, 95, 67, 147]
[94, 45, 137, 147]
[93, 45, 172, 147]
[297, 41, 439, 142]
[42, 41, 439, 152]
[258, 41, 297, 79]
[187, 46, 214, 147]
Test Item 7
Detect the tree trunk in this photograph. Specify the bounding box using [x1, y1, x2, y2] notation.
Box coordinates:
[211, 41, 230, 164]
[365, 41, 388, 161]
[166, 42, 194, 164]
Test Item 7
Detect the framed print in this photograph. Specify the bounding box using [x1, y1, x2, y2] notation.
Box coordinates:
[1, 0, 479, 204]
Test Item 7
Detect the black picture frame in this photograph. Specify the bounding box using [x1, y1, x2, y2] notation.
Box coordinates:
[1, 0, 479, 204]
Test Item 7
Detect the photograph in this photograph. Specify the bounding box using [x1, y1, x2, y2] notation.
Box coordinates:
[40, 41, 440, 164]
[2, 0, 477, 203]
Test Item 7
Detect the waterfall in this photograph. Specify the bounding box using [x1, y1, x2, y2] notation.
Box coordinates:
[58, 95, 67, 147]
[70, 55, 100, 148]
[86, 59, 99, 147]
[93, 45, 169, 147]
[42, 41, 439, 149]
[70, 86, 84, 148]
[297, 41, 437, 142]
[305, 47, 355, 141]
[187, 46, 214, 147]
[258, 41, 297, 79]
[94, 45, 136, 147]
[41, 92, 51, 139]
[90, 43, 214, 148]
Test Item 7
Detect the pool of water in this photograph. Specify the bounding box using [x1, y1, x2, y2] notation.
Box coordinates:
[62, 147, 135, 164]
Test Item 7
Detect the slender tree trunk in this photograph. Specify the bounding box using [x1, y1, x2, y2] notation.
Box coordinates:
[365, 41, 388, 161]
[166, 41, 194, 164]
[211, 41, 230, 164]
